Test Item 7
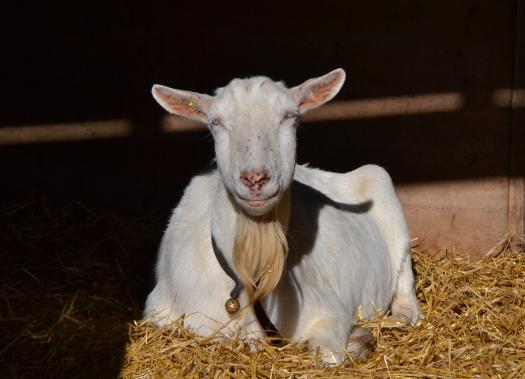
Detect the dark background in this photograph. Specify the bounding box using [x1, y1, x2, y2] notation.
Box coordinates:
[2, 1, 521, 215]
[0, 2, 523, 377]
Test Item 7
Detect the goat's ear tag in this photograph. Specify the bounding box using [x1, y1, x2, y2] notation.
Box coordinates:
[151, 84, 211, 123]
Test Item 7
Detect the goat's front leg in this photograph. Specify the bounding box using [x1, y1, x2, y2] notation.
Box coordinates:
[304, 317, 375, 365]
[303, 317, 351, 364]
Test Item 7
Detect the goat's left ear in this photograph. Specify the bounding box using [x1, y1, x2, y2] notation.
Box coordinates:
[290, 68, 346, 114]
[152, 84, 212, 123]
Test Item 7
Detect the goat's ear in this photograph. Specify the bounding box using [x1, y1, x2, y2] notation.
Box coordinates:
[152, 84, 211, 123]
[290, 68, 346, 114]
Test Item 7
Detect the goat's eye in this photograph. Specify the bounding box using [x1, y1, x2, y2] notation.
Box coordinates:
[282, 112, 298, 123]
[209, 119, 223, 128]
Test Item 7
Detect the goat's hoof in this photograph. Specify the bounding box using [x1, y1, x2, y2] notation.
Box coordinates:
[346, 327, 375, 363]
[391, 301, 423, 326]
[319, 349, 345, 365]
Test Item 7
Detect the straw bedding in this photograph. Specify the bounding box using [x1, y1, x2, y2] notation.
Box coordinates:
[1, 199, 524, 378]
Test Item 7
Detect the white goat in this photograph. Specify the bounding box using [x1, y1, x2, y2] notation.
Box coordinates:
[144, 69, 421, 364]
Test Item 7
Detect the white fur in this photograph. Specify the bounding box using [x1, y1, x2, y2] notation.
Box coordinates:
[144, 69, 421, 363]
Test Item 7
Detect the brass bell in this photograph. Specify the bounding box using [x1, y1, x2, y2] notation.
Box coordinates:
[225, 298, 240, 314]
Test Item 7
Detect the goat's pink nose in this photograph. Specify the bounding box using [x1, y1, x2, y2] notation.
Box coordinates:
[240, 170, 272, 193]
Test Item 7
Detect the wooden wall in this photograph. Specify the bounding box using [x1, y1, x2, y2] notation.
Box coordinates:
[1, 1, 523, 256]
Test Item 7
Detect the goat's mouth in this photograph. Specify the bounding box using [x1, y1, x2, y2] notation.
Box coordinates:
[246, 199, 268, 207]
[237, 191, 279, 209]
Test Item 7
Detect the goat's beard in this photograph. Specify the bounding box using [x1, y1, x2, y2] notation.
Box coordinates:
[233, 207, 288, 304]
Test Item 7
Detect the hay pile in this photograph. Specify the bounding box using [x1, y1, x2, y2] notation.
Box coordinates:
[1, 199, 524, 378]
[123, 236, 525, 378]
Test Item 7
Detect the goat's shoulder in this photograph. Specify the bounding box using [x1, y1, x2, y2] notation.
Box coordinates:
[170, 169, 219, 223]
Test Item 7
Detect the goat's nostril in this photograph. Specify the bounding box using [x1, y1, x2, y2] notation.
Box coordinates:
[240, 174, 252, 188]
[240, 170, 272, 189]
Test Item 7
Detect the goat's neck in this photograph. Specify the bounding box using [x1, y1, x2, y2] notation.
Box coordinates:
[210, 175, 291, 267]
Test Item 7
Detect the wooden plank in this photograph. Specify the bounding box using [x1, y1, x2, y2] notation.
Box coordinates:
[508, 0, 525, 235]
[397, 179, 508, 257]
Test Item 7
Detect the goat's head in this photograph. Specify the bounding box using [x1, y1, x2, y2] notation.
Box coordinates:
[152, 69, 346, 217]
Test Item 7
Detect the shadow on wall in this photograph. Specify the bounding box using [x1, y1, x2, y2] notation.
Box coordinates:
[0, 86, 521, 212]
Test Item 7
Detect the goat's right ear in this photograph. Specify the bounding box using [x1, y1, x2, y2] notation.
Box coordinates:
[151, 84, 211, 123]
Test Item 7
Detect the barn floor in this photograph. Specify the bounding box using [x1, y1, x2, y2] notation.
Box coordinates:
[1, 199, 524, 378]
